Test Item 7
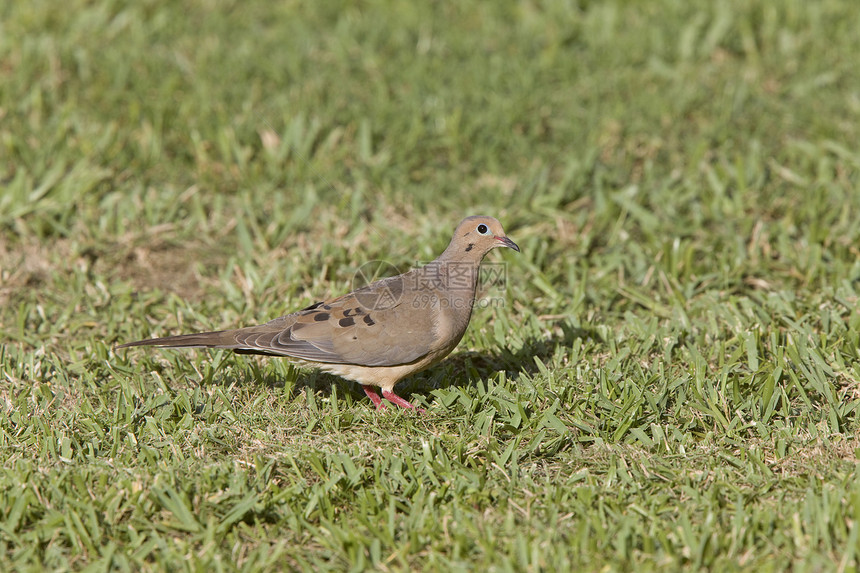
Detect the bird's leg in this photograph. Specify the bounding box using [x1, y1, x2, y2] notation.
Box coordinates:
[362, 385, 386, 409]
[382, 389, 425, 413]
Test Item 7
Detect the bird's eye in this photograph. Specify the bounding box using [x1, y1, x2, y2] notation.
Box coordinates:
[476, 224, 489, 235]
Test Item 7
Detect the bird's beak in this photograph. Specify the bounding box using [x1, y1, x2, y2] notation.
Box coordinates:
[494, 236, 520, 252]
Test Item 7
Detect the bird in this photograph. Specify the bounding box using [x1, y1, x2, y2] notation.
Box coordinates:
[118, 215, 519, 411]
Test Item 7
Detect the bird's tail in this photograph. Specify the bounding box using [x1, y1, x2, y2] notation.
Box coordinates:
[116, 325, 289, 357]
[116, 329, 240, 350]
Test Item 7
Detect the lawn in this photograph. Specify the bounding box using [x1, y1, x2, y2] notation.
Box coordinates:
[2, 0, 860, 570]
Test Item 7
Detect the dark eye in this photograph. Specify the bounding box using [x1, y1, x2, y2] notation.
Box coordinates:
[476, 224, 489, 235]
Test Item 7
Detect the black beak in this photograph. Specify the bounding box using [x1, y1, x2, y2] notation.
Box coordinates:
[494, 236, 520, 252]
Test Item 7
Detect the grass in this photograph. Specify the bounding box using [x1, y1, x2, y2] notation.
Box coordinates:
[2, 0, 860, 570]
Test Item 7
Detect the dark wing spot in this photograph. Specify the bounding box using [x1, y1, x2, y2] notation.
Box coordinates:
[323, 304, 332, 310]
[352, 307, 364, 315]
[338, 317, 355, 327]
[363, 314, 375, 326]
[465, 243, 474, 252]
[314, 313, 330, 322]
[301, 301, 324, 311]
[234, 348, 282, 357]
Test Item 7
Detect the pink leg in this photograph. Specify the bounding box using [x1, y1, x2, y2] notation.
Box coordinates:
[382, 390, 425, 413]
[362, 385, 386, 410]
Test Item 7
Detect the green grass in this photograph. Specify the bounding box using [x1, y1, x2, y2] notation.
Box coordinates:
[2, 0, 860, 570]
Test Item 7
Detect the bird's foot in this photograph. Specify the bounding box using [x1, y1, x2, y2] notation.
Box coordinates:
[362, 385, 386, 409]
[362, 385, 425, 413]
[382, 389, 425, 413]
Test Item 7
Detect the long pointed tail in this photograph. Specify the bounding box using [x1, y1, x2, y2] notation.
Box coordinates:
[117, 329, 241, 350]
[117, 317, 319, 360]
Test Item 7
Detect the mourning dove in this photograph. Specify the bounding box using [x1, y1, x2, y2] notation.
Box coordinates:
[118, 215, 519, 410]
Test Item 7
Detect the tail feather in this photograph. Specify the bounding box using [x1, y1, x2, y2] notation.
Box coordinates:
[116, 330, 240, 350]
[117, 319, 338, 362]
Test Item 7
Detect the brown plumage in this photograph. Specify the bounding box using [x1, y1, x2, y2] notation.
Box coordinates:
[118, 215, 519, 410]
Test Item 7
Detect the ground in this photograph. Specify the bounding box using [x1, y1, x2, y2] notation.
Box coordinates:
[2, 0, 860, 570]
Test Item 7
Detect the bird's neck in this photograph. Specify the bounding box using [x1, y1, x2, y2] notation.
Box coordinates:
[435, 241, 488, 266]
[421, 252, 484, 294]
[414, 257, 482, 342]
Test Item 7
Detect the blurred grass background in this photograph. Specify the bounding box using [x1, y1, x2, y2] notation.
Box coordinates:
[2, 0, 860, 570]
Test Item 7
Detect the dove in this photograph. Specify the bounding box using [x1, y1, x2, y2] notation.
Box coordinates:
[118, 215, 519, 410]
